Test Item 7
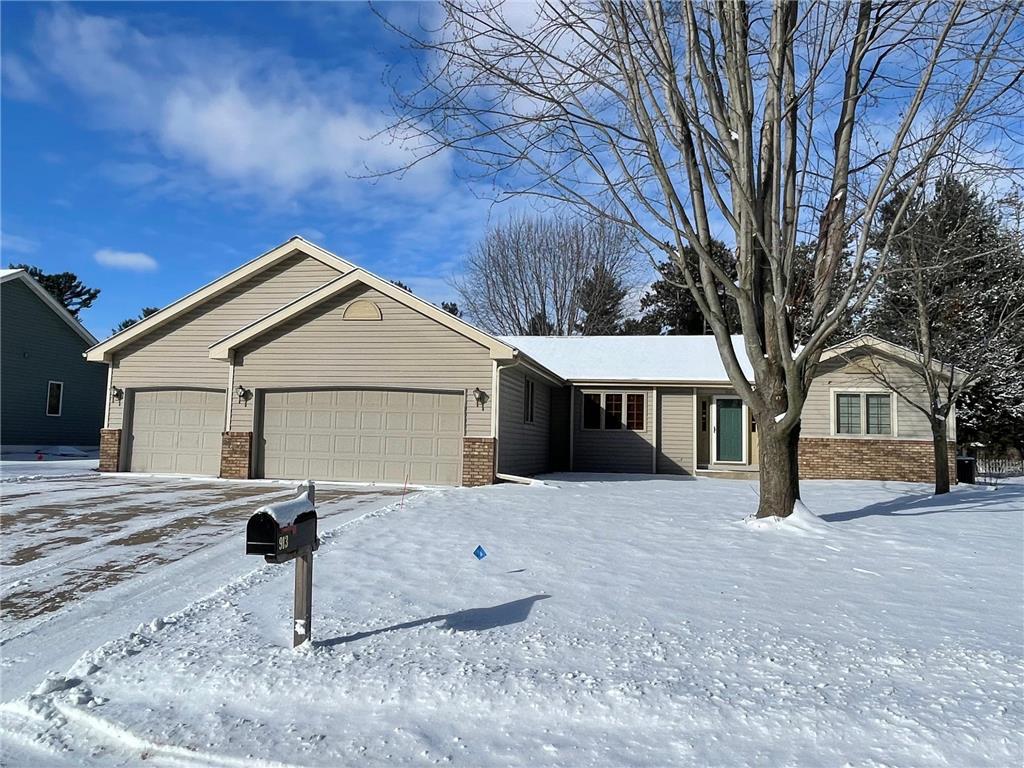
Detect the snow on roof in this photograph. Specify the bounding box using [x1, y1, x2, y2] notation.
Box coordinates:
[0, 268, 25, 279]
[500, 335, 754, 383]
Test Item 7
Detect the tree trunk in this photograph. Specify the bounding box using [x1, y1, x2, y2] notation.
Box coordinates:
[757, 425, 799, 518]
[932, 419, 950, 495]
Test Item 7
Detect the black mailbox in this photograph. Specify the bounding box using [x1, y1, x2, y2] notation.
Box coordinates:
[246, 482, 319, 564]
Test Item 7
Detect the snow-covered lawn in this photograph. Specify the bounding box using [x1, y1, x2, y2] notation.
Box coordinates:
[2, 475, 1021, 766]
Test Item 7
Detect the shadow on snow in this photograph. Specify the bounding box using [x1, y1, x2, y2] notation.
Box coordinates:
[820, 483, 1024, 523]
[316, 594, 552, 648]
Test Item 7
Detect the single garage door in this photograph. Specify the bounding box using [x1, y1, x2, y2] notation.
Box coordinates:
[260, 389, 463, 485]
[128, 389, 225, 475]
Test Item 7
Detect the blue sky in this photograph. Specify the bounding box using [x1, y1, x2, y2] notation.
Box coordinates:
[1, 2, 509, 338]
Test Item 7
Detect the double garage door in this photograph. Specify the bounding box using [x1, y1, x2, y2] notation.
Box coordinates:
[128, 389, 225, 475]
[259, 389, 464, 485]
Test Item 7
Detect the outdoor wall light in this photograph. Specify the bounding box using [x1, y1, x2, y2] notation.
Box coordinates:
[473, 387, 488, 406]
[236, 385, 253, 404]
[110, 385, 124, 403]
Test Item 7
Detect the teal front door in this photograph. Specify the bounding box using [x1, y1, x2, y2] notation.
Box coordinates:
[715, 398, 744, 462]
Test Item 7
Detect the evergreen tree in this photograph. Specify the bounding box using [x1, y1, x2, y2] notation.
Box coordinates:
[622, 240, 739, 335]
[112, 306, 159, 335]
[526, 312, 555, 335]
[8, 264, 100, 317]
[441, 301, 461, 317]
[863, 177, 1024, 491]
[576, 264, 627, 335]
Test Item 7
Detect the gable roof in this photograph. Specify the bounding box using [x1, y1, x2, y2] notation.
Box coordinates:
[820, 333, 968, 383]
[209, 268, 524, 362]
[500, 335, 755, 383]
[0, 269, 98, 346]
[84, 237, 354, 362]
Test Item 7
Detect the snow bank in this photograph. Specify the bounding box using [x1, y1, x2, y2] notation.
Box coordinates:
[743, 499, 830, 534]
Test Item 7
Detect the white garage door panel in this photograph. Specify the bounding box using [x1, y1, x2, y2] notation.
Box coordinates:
[130, 389, 225, 475]
[260, 389, 463, 485]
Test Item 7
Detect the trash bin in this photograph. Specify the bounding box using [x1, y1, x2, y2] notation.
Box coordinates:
[956, 457, 976, 485]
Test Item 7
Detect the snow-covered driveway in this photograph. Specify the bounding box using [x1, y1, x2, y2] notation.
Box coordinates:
[1, 475, 1021, 766]
[0, 473, 405, 702]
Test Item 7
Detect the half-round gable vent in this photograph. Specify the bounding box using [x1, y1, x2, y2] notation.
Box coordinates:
[343, 299, 382, 321]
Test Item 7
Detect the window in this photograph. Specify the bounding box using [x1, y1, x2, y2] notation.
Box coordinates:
[834, 391, 894, 436]
[701, 400, 708, 432]
[605, 394, 623, 429]
[523, 379, 535, 424]
[626, 394, 645, 430]
[583, 393, 602, 429]
[581, 392, 645, 430]
[836, 393, 861, 434]
[866, 394, 891, 435]
[46, 381, 63, 417]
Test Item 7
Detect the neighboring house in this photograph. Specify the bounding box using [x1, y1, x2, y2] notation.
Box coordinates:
[84, 237, 955, 486]
[1, 269, 106, 450]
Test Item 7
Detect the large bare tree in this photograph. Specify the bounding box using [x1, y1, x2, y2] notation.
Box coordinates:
[453, 213, 639, 335]
[380, 0, 1023, 517]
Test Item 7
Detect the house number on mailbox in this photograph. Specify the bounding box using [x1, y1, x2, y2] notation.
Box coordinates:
[278, 534, 289, 549]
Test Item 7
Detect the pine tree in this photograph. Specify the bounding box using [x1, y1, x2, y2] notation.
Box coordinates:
[622, 240, 739, 335]
[863, 177, 1024, 491]
[112, 306, 160, 335]
[8, 264, 100, 317]
[576, 264, 627, 335]
[441, 301, 461, 317]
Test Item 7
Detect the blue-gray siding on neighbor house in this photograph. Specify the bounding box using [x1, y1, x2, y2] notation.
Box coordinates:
[1, 280, 106, 446]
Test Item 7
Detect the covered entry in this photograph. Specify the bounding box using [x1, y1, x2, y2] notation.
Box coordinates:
[128, 389, 225, 475]
[258, 388, 463, 485]
[713, 396, 746, 464]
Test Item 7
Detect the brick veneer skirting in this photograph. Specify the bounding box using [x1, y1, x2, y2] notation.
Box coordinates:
[462, 437, 496, 487]
[220, 432, 253, 480]
[799, 437, 956, 483]
[98, 428, 122, 472]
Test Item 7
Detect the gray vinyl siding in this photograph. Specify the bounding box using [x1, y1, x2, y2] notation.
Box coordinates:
[108, 254, 340, 429]
[231, 285, 493, 437]
[804, 350, 947, 441]
[1, 280, 106, 445]
[497, 367, 551, 476]
[572, 386, 655, 473]
[657, 387, 695, 474]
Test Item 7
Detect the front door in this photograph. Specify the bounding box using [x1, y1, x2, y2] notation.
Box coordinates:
[715, 398, 744, 463]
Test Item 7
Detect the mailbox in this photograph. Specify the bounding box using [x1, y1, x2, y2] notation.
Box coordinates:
[246, 482, 319, 564]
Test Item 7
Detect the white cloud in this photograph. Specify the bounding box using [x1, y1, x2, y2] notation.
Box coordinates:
[1, 231, 40, 255]
[27, 7, 451, 203]
[94, 248, 158, 271]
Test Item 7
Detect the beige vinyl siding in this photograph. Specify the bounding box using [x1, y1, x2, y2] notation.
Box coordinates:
[231, 285, 493, 437]
[656, 387, 694, 474]
[108, 254, 340, 429]
[572, 386, 655, 473]
[804, 350, 946, 441]
[497, 367, 551, 476]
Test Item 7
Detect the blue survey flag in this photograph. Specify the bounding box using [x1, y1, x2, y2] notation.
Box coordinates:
[473, 545, 487, 560]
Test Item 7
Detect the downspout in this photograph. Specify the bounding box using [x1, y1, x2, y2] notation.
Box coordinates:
[651, 387, 658, 474]
[491, 353, 523, 477]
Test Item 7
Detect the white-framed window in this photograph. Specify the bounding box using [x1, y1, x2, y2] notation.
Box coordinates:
[46, 381, 64, 417]
[523, 379, 535, 424]
[831, 389, 895, 436]
[581, 391, 645, 431]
